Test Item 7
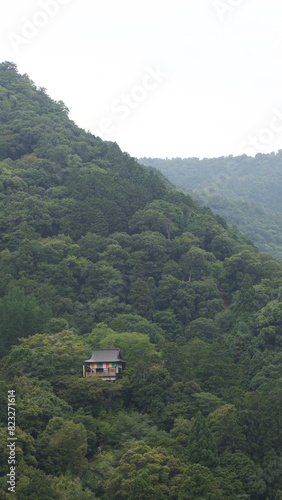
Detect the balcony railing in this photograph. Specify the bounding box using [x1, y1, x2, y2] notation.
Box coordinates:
[85, 370, 117, 378]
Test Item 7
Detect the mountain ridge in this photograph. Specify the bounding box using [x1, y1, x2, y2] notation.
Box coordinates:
[139, 154, 282, 260]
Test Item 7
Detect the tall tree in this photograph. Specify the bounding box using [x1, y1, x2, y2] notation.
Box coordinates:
[0, 287, 50, 354]
[187, 411, 219, 468]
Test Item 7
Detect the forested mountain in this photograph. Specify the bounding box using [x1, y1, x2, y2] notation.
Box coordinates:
[0, 62, 281, 499]
[139, 155, 282, 261]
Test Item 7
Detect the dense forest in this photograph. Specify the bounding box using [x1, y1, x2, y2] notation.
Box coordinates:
[139, 155, 282, 261]
[0, 62, 281, 499]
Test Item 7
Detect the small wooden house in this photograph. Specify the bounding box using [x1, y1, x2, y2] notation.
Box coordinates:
[83, 349, 126, 381]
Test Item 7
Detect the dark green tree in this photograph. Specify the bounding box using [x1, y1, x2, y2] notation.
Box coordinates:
[36, 417, 88, 476]
[187, 411, 219, 468]
[0, 287, 51, 354]
[177, 464, 224, 499]
[128, 278, 154, 319]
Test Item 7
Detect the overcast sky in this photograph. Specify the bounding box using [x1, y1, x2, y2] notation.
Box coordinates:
[1, 0, 282, 159]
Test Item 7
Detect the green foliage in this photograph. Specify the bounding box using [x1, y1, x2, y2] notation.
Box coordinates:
[36, 417, 88, 475]
[4, 330, 90, 378]
[185, 317, 220, 343]
[0, 425, 37, 479]
[184, 339, 240, 396]
[0, 381, 8, 424]
[104, 441, 185, 499]
[97, 411, 157, 447]
[219, 450, 267, 498]
[51, 474, 94, 500]
[11, 469, 57, 500]
[5, 376, 72, 435]
[129, 200, 186, 239]
[109, 314, 165, 345]
[0, 287, 51, 354]
[179, 246, 215, 281]
[51, 376, 123, 415]
[207, 404, 247, 454]
[128, 278, 154, 319]
[0, 63, 281, 499]
[140, 154, 282, 261]
[187, 411, 219, 468]
[153, 310, 184, 342]
[176, 464, 224, 499]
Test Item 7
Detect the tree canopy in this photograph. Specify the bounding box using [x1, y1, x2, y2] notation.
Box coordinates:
[0, 62, 281, 499]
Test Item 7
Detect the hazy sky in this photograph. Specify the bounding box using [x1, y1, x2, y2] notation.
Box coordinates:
[1, 0, 282, 159]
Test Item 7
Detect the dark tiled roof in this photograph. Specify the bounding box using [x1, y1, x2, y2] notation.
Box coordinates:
[84, 348, 126, 363]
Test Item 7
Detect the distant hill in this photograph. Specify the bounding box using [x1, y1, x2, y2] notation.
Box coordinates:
[139, 154, 282, 260]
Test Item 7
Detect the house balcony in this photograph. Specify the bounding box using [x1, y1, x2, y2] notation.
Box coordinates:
[85, 369, 119, 380]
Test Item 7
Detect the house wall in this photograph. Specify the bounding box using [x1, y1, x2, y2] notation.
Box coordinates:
[83, 361, 125, 378]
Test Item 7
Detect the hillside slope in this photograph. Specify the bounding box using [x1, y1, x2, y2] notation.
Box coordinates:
[139, 154, 282, 260]
[0, 63, 281, 499]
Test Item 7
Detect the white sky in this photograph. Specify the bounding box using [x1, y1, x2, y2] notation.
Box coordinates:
[1, 0, 282, 159]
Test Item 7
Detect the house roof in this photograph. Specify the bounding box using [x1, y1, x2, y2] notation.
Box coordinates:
[84, 348, 126, 363]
